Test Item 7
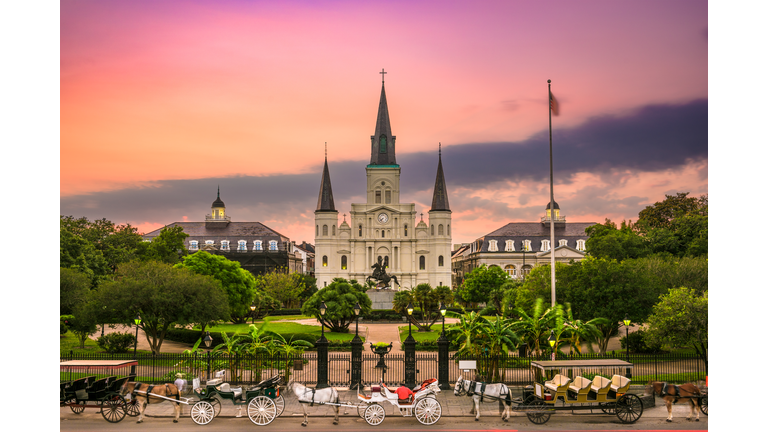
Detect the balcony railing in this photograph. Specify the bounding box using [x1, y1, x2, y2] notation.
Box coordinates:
[541, 215, 566, 223]
[205, 214, 231, 222]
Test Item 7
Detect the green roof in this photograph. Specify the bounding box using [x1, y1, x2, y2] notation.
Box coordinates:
[366, 164, 400, 168]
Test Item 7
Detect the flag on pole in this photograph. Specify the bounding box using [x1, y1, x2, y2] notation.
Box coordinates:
[549, 91, 559, 116]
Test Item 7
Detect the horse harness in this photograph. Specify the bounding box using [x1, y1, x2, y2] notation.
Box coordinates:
[133, 383, 179, 404]
[661, 382, 684, 401]
[299, 387, 317, 407]
[467, 381, 488, 402]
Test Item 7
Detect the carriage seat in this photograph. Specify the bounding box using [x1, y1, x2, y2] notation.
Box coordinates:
[610, 375, 631, 393]
[589, 376, 612, 399]
[544, 374, 571, 393]
[218, 383, 243, 399]
[396, 386, 414, 405]
[413, 378, 437, 392]
[567, 376, 592, 402]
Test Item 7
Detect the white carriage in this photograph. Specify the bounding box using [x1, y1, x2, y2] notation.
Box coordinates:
[356, 379, 442, 426]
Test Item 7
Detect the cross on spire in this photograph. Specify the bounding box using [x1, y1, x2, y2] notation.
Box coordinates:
[380, 68, 387, 84]
[420, 213, 424, 221]
[325, 142, 327, 160]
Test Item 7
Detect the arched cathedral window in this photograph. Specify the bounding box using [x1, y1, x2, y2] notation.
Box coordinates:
[419, 256, 426, 270]
[323, 225, 328, 236]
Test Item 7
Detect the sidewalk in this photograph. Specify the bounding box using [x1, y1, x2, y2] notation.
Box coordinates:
[71, 386, 708, 421]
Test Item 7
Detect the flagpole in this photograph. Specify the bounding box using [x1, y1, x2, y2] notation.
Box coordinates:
[548, 79, 556, 308]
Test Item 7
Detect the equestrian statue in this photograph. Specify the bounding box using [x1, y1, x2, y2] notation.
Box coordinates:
[366, 256, 399, 289]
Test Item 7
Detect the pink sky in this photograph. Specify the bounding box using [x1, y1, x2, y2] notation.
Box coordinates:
[60, 0, 708, 244]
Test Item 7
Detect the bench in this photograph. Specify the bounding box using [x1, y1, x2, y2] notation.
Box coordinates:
[610, 375, 631, 393]
[217, 383, 243, 401]
[567, 376, 592, 402]
[589, 376, 612, 401]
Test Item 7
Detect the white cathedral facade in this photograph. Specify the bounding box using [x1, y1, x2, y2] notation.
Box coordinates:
[314, 79, 452, 290]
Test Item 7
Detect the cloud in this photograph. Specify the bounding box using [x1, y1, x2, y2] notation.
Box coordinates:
[61, 99, 707, 241]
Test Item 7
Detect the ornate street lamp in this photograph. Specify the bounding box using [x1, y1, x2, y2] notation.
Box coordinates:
[319, 301, 328, 342]
[548, 330, 556, 361]
[202, 331, 213, 381]
[250, 301, 257, 324]
[406, 302, 414, 340]
[623, 315, 632, 378]
[132, 313, 141, 359]
[353, 302, 361, 339]
[439, 302, 447, 337]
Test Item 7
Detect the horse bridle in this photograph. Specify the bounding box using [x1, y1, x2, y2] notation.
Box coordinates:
[455, 377, 468, 396]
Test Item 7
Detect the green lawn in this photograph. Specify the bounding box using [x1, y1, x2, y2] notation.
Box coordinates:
[60, 332, 153, 356]
[197, 321, 361, 342]
[398, 324, 454, 343]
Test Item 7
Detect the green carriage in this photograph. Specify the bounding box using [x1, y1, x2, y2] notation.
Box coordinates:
[190, 374, 285, 425]
[60, 360, 140, 423]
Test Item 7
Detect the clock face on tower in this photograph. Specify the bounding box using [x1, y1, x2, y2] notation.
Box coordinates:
[377, 213, 389, 224]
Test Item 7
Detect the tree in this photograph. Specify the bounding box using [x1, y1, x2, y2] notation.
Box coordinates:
[562, 303, 607, 354]
[67, 304, 99, 349]
[91, 261, 229, 354]
[637, 192, 705, 231]
[510, 298, 559, 356]
[301, 278, 372, 332]
[446, 310, 487, 358]
[142, 225, 189, 264]
[175, 251, 260, 324]
[60, 216, 147, 274]
[60, 220, 110, 286]
[393, 284, 453, 331]
[457, 264, 509, 308]
[477, 316, 520, 381]
[255, 268, 304, 309]
[585, 219, 649, 261]
[644, 287, 708, 372]
[295, 274, 318, 305]
[60, 267, 92, 315]
[513, 262, 569, 312]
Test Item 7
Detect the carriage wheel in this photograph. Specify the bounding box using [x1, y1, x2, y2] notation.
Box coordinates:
[364, 403, 386, 426]
[599, 402, 616, 414]
[211, 398, 222, 417]
[357, 402, 369, 418]
[68, 398, 85, 414]
[274, 395, 285, 416]
[100, 394, 127, 423]
[414, 397, 442, 425]
[125, 398, 141, 417]
[700, 396, 708, 416]
[615, 394, 643, 424]
[524, 396, 551, 425]
[191, 401, 215, 425]
[248, 396, 277, 426]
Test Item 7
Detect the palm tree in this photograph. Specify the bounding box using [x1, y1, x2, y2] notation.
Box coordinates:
[446, 309, 488, 358]
[478, 317, 519, 381]
[562, 303, 608, 355]
[510, 298, 559, 357]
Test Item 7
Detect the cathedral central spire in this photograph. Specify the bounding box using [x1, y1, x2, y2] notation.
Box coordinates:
[316, 143, 337, 212]
[370, 72, 397, 166]
[430, 143, 450, 212]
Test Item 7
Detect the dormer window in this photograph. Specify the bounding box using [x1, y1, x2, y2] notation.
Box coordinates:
[504, 240, 514, 251]
[205, 240, 214, 247]
[559, 239, 568, 247]
[221, 240, 230, 250]
[189, 240, 199, 250]
[254, 240, 263, 251]
[488, 240, 499, 252]
[269, 240, 278, 251]
[541, 239, 550, 251]
[577, 239, 586, 251]
[237, 240, 246, 251]
[522, 240, 532, 251]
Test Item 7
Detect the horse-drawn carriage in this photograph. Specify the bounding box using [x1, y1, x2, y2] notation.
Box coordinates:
[190, 374, 285, 425]
[356, 378, 443, 426]
[60, 360, 140, 423]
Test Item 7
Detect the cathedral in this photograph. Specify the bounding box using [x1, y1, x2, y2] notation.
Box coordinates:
[314, 77, 452, 290]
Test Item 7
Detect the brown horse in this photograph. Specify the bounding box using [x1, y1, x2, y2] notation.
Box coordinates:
[646, 381, 702, 422]
[120, 381, 181, 423]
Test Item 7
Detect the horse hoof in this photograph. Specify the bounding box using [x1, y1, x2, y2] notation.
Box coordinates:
[173, 420, 178, 423]
[666, 419, 672, 423]
[333, 421, 338, 425]
[301, 424, 307, 427]
[503, 418, 508, 422]
[475, 418, 479, 422]
[696, 419, 700, 422]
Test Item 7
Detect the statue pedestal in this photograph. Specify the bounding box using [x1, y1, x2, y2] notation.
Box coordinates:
[366, 289, 397, 310]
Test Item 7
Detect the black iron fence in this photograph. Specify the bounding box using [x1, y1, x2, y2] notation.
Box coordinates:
[61, 350, 706, 387]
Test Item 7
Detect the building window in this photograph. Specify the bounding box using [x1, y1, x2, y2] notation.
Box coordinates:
[522, 240, 531, 251]
[385, 190, 391, 204]
[221, 240, 230, 250]
[332, 225, 336, 236]
[323, 225, 328, 236]
[419, 256, 425, 270]
[577, 239, 586, 251]
[504, 264, 516, 278]
[521, 265, 532, 278]
[269, 240, 278, 251]
[404, 224, 408, 237]
[559, 239, 568, 247]
[431, 225, 435, 236]
[254, 240, 262, 250]
[438, 255, 444, 266]
[379, 135, 387, 153]
[488, 240, 498, 252]
[382, 230, 385, 238]
[316, 225, 318, 236]
[205, 240, 214, 246]
[237, 240, 246, 251]
[448, 225, 451, 236]
[359, 225, 363, 237]
[341, 255, 347, 270]
[189, 240, 199, 250]
[375, 190, 381, 203]
[438, 224, 444, 235]
[541, 239, 550, 251]
[505, 240, 514, 251]
[322, 255, 328, 267]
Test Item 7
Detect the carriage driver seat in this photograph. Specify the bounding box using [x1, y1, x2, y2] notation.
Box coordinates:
[396, 386, 415, 405]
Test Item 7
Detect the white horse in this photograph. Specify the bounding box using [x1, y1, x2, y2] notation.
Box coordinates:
[454, 375, 512, 422]
[120, 381, 181, 423]
[287, 381, 340, 427]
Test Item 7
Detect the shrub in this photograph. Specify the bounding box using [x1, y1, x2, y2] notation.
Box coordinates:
[96, 332, 137, 353]
[161, 370, 195, 382]
[620, 329, 664, 354]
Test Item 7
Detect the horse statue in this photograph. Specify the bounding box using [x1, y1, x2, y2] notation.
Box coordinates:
[366, 257, 399, 288]
[287, 381, 340, 427]
[646, 381, 704, 422]
[120, 381, 181, 423]
[454, 375, 513, 422]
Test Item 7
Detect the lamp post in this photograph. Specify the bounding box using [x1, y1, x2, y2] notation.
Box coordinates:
[404, 302, 416, 388]
[548, 330, 556, 361]
[406, 302, 414, 340]
[319, 301, 328, 341]
[203, 331, 213, 381]
[132, 313, 141, 359]
[439, 302, 447, 337]
[316, 301, 329, 388]
[353, 302, 361, 340]
[623, 316, 632, 378]
[436, 302, 449, 389]
[351, 302, 362, 390]
[250, 302, 257, 324]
